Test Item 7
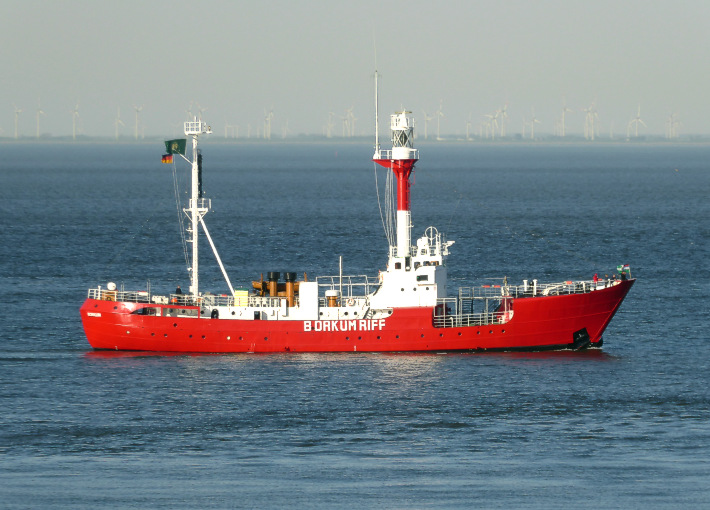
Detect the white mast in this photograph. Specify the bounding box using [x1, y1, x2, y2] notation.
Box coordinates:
[184, 118, 212, 297]
[374, 69, 380, 158]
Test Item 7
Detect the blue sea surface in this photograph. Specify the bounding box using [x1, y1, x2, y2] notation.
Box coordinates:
[1, 141, 709, 508]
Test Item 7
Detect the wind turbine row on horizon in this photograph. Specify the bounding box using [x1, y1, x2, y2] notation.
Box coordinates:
[4, 97, 688, 140]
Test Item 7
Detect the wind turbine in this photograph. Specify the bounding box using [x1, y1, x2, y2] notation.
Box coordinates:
[498, 104, 508, 137]
[347, 108, 357, 137]
[196, 103, 208, 121]
[263, 108, 274, 140]
[114, 107, 125, 140]
[627, 104, 646, 138]
[281, 119, 291, 139]
[13, 104, 23, 139]
[133, 105, 143, 140]
[529, 108, 541, 140]
[666, 112, 680, 139]
[71, 102, 80, 140]
[560, 97, 573, 137]
[224, 120, 236, 138]
[484, 113, 497, 140]
[35, 99, 45, 139]
[436, 100, 444, 141]
[341, 108, 352, 137]
[422, 111, 434, 140]
[326, 111, 335, 138]
[582, 102, 598, 141]
[343, 107, 354, 137]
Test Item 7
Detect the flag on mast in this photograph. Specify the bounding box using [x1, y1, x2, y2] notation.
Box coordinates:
[164, 138, 187, 155]
[161, 154, 173, 164]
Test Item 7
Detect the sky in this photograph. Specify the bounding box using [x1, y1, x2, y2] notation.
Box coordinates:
[2, 0, 709, 138]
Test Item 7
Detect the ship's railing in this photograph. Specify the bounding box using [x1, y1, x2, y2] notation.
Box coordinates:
[433, 278, 624, 328]
[89, 287, 313, 310]
[461, 278, 621, 299]
[433, 309, 508, 328]
[188, 198, 211, 211]
[87, 288, 151, 303]
[375, 149, 419, 160]
[198, 294, 288, 309]
[434, 296, 509, 328]
[317, 296, 369, 308]
[316, 275, 380, 298]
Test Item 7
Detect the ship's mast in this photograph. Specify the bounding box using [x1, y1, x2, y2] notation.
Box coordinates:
[184, 118, 212, 297]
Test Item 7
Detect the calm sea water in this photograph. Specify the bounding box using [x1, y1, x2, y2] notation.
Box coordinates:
[1, 141, 709, 508]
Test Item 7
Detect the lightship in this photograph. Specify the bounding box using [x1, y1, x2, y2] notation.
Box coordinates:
[80, 80, 633, 353]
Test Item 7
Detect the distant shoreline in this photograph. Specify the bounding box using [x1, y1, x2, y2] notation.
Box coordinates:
[2, 135, 710, 146]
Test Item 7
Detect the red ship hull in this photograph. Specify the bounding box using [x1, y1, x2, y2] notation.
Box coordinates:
[80, 279, 633, 353]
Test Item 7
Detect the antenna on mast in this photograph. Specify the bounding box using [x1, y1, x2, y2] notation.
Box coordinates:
[373, 33, 381, 159]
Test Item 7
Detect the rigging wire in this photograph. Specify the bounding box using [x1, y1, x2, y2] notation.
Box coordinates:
[172, 160, 190, 272]
[373, 162, 396, 247]
[373, 161, 388, 244]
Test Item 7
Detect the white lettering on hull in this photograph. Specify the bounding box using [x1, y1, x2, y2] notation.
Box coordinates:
[87, 312, 102, 317]
[304, 319, 386, 332]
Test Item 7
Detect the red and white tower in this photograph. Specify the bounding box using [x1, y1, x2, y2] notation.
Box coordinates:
[373, 111, 419, 265]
